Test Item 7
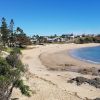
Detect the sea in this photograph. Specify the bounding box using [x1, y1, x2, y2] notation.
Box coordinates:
[70, 46, 100, 64]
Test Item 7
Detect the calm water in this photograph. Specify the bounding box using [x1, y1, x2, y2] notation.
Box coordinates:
[70, 46, 100, 64]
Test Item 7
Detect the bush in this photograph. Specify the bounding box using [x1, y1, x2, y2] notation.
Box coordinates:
[0, 48, 30, 100]
[11, 48, 22, 54]
[74, 36, 97, 44]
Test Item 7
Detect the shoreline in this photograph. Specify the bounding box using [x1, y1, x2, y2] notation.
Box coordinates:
[12, 43, 100, 100]
[69, 46, 100, 65]
[40, 43, 100, 71]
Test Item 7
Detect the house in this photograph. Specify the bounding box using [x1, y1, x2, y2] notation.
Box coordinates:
[46, 37, 66, 43]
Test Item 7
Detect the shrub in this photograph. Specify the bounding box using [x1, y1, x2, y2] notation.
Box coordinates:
[0, 48, 30, 100]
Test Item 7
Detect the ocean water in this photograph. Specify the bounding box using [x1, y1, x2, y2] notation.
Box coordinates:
[70, 46, 100, 64]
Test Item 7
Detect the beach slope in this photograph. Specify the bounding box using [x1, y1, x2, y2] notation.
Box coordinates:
[12, 43, 100, 100]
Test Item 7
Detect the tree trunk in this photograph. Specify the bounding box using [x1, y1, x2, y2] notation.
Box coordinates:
[6, 84, 14, 100]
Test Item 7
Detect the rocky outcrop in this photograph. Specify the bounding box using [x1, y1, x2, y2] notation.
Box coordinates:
[68, 77, 100, 88]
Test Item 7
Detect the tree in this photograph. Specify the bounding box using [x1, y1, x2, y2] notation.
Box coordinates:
[9, 19, 14, 33]
[54, 34, 57, 37]
[0, 48, 30, 100]
[16, 27, 23, 34]
[9, 19, 15, 47]
[75, 38, 84, 44]
[1, 17, 9, 46]
[15, 27, 32, 47]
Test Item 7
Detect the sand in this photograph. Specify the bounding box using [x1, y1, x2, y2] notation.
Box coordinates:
[12, 43, 100, 100]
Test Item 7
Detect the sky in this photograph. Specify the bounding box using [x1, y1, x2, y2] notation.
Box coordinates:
[0, 0, 100, 36]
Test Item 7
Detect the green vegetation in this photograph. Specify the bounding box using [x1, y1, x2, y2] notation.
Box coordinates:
[0, 48, 30, 100]
[0, 45, 13, 54]
[0, 17, 32, 48]
[0, 17, 31, 99]
[0, 17, 9, 46]
[74, 35, 100, 44]
[2, 47, 13, 53]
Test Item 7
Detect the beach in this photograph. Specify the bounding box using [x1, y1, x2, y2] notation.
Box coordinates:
[12, 43, 100, 100]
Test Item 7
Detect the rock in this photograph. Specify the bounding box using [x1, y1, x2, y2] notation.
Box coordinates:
[93, 98, 100, 100]
[78, 68, 100, 76]
[68, 77, 100, 89]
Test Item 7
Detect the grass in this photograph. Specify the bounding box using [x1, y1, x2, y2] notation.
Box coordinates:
[0, 45, 34, 53]
[2, 47, 13, 53]
[1, 47, 25, 53]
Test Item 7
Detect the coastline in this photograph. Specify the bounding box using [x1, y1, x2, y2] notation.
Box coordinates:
[40, 43, 100, 71]
[69, 46, 100, 65]
[12, 43, 100, 100]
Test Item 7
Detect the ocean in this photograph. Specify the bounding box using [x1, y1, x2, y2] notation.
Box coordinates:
[70, 46, 100, 64]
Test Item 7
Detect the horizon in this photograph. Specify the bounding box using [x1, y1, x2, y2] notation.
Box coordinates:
[0, 0, 100, 36]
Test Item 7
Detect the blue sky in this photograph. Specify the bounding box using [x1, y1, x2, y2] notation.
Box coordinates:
[0, 0, 100, 36]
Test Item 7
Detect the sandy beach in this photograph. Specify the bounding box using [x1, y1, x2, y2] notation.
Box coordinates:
[12, 43, 100, 100]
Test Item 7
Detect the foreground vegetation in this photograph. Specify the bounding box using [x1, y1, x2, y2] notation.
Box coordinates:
[0, 48, 30, 100]
[0, 17, 31, 99]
